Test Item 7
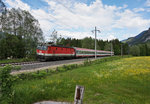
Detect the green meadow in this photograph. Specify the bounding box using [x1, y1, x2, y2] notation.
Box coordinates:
[13, 56, 150, 104]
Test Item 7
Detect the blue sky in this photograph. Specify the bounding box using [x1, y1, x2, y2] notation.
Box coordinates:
[4, 0, 150, 41]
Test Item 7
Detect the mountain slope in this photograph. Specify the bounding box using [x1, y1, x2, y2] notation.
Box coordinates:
[123, 28, 150, 45]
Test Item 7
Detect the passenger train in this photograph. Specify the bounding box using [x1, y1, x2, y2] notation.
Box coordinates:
[36, 44, 114, 61]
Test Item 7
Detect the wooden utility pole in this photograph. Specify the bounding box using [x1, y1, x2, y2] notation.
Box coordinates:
[92, 27, 100, 59]
[74, 85, 84, 104]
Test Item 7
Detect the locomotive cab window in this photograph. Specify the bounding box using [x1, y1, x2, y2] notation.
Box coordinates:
[37, 46, 47, 50]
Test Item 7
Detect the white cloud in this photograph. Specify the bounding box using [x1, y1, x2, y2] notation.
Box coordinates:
[113, 9, 150, 30]
[146, 0, 150, 6]
[5, 0, 30, 11]
[45, 0, 150, 32]
[107, 35, 116, 41]
[31, 9, 55, 31]
[54, 31, 116, 41]
[45, 0, 118, 31]
[57, 31, 93, 39]
[146, 8, 150, 12]
[5, 0, 150, 41]
[118, 4, 128, 9]
[121, 33, 136, 40]
[133, 8, 145, 12]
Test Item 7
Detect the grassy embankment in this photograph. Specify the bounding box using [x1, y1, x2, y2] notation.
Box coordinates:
[0, 58, 35, 64]
[13, 56, 150, 104]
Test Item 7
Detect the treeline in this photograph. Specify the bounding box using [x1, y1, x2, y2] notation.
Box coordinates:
[0, 0, 149, 60]
[56, 37, 129, 55]
[0, 1, 44, 59]
[129, 42, 150, 56]
[56, 37, 150, 56]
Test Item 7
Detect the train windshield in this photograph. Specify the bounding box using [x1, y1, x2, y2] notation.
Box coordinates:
[37, 45, 47, 50]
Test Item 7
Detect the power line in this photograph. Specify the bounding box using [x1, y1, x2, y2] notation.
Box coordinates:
[56, 0, 75, 14]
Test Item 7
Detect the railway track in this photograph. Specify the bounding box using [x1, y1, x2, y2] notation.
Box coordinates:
[2, 57, 105, 75]
[11, 57, 99, 74]
[17, 57, 104, 71]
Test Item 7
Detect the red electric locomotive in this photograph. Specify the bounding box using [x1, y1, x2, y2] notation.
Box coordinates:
[37, 44, 76, 61]
[36, 44, 114, 61]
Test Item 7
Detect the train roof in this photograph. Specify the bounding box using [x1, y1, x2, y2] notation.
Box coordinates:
[75, 47, 113, 53]
[39, 44, 74, 49]
[38, 44, 113, 53]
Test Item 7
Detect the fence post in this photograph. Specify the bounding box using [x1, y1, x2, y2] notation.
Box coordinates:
[37, 70, 39, 74]
[56, 67, 58, 71]
[74, 85, 84, 104]
[75, 64, 77, 68]
[46, 69, 48, 73]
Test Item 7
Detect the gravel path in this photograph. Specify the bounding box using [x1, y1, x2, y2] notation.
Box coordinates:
[11, 57, 103, 75]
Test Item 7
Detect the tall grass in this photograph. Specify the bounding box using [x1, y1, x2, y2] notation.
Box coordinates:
[12, 56, 150, 104]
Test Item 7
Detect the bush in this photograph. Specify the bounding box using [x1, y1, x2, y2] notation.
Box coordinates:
[12, 66, 21, 71]
[0, 65, 16, 104]
[84, 58, 91, 66]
